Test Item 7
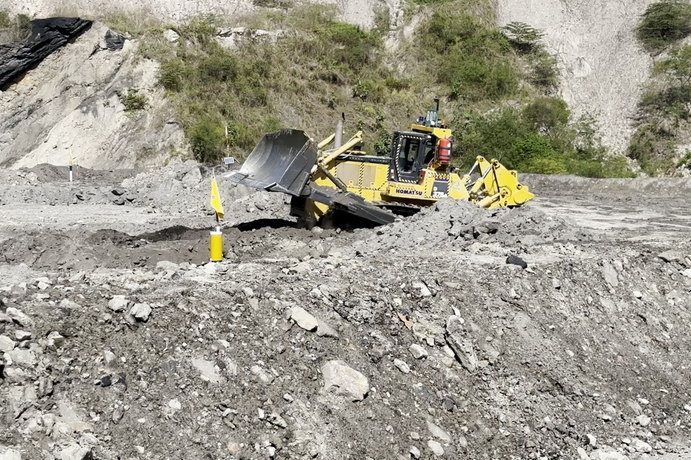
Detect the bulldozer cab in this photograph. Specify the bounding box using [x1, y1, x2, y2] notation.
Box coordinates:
[391, 132, 434, 182]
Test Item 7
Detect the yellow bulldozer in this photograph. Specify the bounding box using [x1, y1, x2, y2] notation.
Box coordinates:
[227, 105, 534, 227]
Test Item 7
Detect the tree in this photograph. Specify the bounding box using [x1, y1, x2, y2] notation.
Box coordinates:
[637, 0, 691, 53]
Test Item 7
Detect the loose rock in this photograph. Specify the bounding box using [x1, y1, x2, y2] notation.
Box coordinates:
[322, 360, 369, 402]
[108, 295, 129, 312]
[129, 303, 152, 322]
[59, 444, 92, 460]
[0, 335, 16, 353]
[427, 440, 444, 457]
[5, 308, 32, 326]
[636, 414, 651, 427]
[0, 449, 22, 460]
[631, 438, 652, 453]
[13, 331, 31, 341]
[410, 446, 421, 459]
[409, 343, 428, 359]
[289, 306, 318, 332]
[506, 254, 527, 269]
[393, 359, 411, 374]
[427, 420, 452, 443]
[445, 316, 477, 372]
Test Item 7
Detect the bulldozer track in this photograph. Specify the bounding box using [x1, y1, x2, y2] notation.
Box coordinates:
[373, 201, 423, 217]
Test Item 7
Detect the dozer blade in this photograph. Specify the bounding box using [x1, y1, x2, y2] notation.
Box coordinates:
[226, 129, 318, 196]
[308, 185, 395, 226]
[228, 129, 395, 226]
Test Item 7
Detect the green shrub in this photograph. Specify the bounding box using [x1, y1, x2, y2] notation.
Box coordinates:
[179, 14, 218, 43]
[567, 157, 635, 178]
[640, 85, 691, 121]
[453, 104, 634, 177]
[117, 88, 148, 113]
[316, 22, 380, 71]
[501, 22, 544, 54]
[159, 59, 185, 91]
[637, 0, 691, 52]
[513, 133, 562, 172]
[190, 117, 226, 163]
[198, 52, 238, 83]
[522, 97, 570, 132]
[0, 10, 10, 28]
[353, 78, 386, 102]
[446, 55, 518, 101]
[529, 49, 559, 90]
[627, 124, 678, 175]
[421, 12, 484, 55]
[454, 108, 527, 167]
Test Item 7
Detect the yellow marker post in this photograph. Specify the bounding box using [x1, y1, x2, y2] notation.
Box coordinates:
[68, 149, 74, 182]
[210, 176, 225, 262]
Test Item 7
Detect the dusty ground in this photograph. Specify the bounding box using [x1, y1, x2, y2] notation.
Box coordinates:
[1, 162, 691, 460]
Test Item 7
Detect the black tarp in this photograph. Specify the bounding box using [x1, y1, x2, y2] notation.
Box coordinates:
[0, 17, 93, 90]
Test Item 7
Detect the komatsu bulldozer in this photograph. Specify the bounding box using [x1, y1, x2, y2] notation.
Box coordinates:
[227, 105, 533, 227]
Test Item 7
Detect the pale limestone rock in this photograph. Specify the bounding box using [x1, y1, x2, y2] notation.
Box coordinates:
[322, 360, 369, 402]
[289, 307, 318, 332]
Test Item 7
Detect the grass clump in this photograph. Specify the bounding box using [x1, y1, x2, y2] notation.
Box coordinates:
[117, 88, 148, 113]
[0, 10, 32, 45]
[637, 0, 691, 53]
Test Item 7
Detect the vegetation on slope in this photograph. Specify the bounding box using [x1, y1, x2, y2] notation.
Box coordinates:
[0, 10, 31, 45]
[636, 0, 691, 53]
[4, 0, 632, 177]
[412, 6, 630, 177]
[631, 0, 691, 176]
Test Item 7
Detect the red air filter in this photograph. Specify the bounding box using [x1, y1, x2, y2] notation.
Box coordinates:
[437, 138, 451, 165]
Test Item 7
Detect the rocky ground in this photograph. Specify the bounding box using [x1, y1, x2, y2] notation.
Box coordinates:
[1, 161, 691, 460]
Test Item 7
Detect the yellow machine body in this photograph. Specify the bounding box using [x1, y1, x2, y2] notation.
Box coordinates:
[312, 157, 471, 205]
[227, 108, 534, 227]
[295, 121, 533, 224]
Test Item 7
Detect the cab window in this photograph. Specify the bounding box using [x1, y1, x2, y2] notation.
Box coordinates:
[398, 137, 420, 172]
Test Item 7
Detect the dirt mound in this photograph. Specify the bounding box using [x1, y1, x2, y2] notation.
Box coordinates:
[354, 199, 596, 260]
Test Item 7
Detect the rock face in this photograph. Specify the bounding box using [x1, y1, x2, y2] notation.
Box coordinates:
[3, 0, 394, 29]
[0, 21, 185, 169]
[495, 0, 655, 154]
[0, 18, 92, 89]
[0, 0, 663, 168]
